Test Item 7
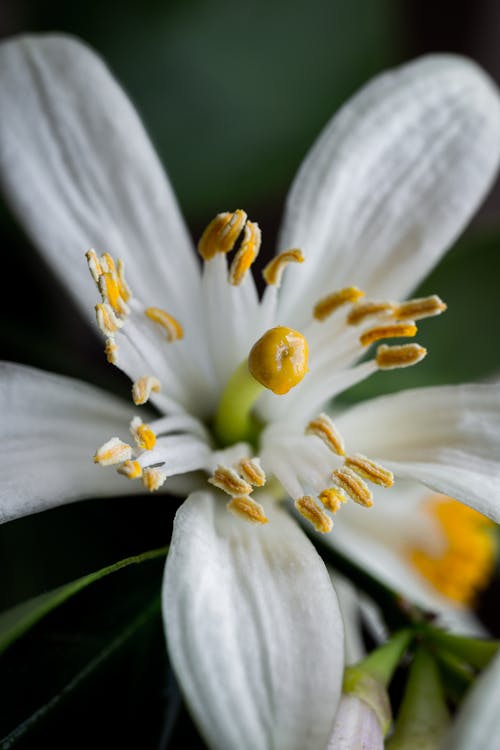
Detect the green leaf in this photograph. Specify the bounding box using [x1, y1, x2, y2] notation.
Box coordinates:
[0, 546, 168, 655]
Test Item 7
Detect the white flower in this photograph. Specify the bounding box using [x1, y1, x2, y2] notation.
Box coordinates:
[1, 33, 500, 749]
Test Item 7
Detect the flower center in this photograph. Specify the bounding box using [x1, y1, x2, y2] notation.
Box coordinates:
[408, 495, 497, 605]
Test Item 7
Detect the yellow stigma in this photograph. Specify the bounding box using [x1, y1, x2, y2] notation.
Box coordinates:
[248, 326, 309, 395]
[313, 286, 365, 322]
[408, 495, 496, 605]
[197, 209, 248, 260]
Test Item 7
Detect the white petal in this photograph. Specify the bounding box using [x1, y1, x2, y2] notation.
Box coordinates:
[330, 572, 365, 664]
[336, 384, 500, 521]
[442, 651, 500, 750]
[277, 55, 500, 327]
[163, 491, 344, 750]
[0, 362, 143, 522]
[327, 695, 384, 750]
[0, 34, 202, 333]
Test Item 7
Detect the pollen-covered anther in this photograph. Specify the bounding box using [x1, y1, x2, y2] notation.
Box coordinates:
[116, 259, 131, 302]
[238, 458, 266, 487]
[117, 460, 143, 479]
[333, 467, 373, 508]
[228, 220, 262, 286]
[345, 453, 394, 488]
[132, 376, 161, 405]
[359, 321, 417, 347]
[130, 416, 157, 451]
[394, 295, 447, 321]
[142, 467, 167, 492]
[347, 300, 395, 326]
[95, 303, 123, 336]
[248, 326, 309, 395]
[295, 495, 333, 534]
[104, 338, 118, 364]
[263, 249, 304, 287]
[306, 413, 345, 456]
[208, 465, 253, 497]
[318, 487, 347, 514]
[376, 343, 427, 370]
[227, 495, 268, 525]
[198, 209, 248, 261]
[94, 437, 132, 466]
[86, 248, 103, 283]
[313, 286, 365, 322]
[99, 272, 129, 317]
[145, 307, 183, 342]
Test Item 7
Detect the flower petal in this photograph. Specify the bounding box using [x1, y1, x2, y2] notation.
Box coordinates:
[0, 34, 201, 330]
[336, 384, 500, 521]
[163, 491, 344, 750]
[0, 362, 196, 523]
[327, 695, 384, 750]
[277, 55, 500, 327]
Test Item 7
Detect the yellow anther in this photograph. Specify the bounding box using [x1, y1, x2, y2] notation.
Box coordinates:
[142, 467, 167, 492]
[345, 454, 394, 488]
[318, 487, 347, 514]
[376, 343, 427, 370]
[394, 295, 447, 321]
[117, 259, 131, 302]
[117, 460, 143, 479]
[130, 417, 157, 450]
[313, 286, 365, 322]
[227, 495, 268, 525]
[94, 437, 132, 466]
[295, 495, 333, 534]
[208, 465, 253, 497]
[306, 414, 345, 456]
[248, 326, 309, 395]
[198, 209, 248, 261]
[238, 458, 266, 487]
[409, 495, 496, 605]
[100, 252, 116, 275]
[86, 248, 103, 283]
[359, 321, 417, 348]
[104, 338, 118, 364]
[99, 272, 129, 317]
[132, 376, 161, 406]
[145, 307, 184, 342]
[263, 249, 304, 287]
[95, 303, 123, 336]
[333, 467, 373, 508]
[347, 300, 395, 326]
[228, 221, 261, 286]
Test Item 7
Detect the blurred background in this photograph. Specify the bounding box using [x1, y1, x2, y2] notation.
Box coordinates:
[1, 1, 500, 746]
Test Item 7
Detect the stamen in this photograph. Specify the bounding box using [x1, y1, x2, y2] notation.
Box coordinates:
[295, 495, 333, 534]
[99, 252, 116, 274]
[306, 413, 345, 456]
[86, 248, 103, 283]
[227, 495, 268, 525]
[104, 338, 118, 364]
[132, 376, 161, 406]
[228, 221, 261, 286]
[99, 272, 129, 317]
[198, 209, 248, 260]
[376, 343, 427, 369]
[238, 458, 266, 487]
[318, 487, 347, 514]
[394, 295, 447, 321]
[248, 326, 309, 395]
[94, 437, 132, 466]
[345, 453, 394, 488]
[359, 321, 417, 348]
[347, 300, 395, 326]
[145, 307, 184, 341]
[208, 465, 253, 497]
[130, 417, 157, 450]
[333, 467, 373, 508]
[117, 460, 143, 479]
[142, 467, 167, 492]
[95, 303, 123, 336]
[117, 259, 131, 302]
[263, 249, 304, 287]
[313, 286, 365, 322]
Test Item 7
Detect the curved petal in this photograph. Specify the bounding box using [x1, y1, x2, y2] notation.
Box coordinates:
[0, 34, 201, 330]
[277, 55, 500, 327]
[163, 491, 344, 750]
[442, 651, 500, 749]
[0, 362, 194, 523]
[327, 695, 383, 750]
[336, 384, 500, 521]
